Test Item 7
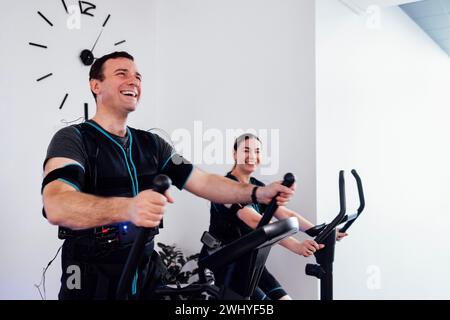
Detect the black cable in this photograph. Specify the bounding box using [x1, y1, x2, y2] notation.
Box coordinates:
[34, 244, 63, 300]
[147, 127, 176, 149]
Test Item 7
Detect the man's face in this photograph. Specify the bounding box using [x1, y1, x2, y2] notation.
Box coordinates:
[90, 57, 142, 114]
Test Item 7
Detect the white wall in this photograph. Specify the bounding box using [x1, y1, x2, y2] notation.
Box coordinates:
[0, 0, 156, 299]
[0, 0, 317, 299]
[6, 0, 448, 301]
[151, 0, 317, 300]
[316, 0, 450, 299]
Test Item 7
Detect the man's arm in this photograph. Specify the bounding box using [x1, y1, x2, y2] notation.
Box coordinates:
[183, 167, 295, 206]
[43, 157, 169, 230]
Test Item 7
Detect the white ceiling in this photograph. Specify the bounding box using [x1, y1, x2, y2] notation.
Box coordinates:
[340, 0, 422, 14]
[339, 0, 450, 57]
[400, 0, 450, 56]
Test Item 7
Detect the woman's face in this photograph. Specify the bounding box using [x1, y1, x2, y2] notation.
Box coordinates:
[234, 137, 262, 174]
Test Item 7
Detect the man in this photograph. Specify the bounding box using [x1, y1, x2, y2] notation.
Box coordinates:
[42, 51, 295, 299]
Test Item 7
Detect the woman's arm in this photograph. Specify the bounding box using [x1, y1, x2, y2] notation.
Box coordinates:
[274, 206, 348, 240]
[235, 206, 323, 257]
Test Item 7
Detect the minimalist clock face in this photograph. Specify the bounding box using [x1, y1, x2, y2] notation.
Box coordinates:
[29, 0, 128, 120]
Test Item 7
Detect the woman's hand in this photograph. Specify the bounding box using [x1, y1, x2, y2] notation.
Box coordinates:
[336, 229, 348, 241]
[297, 240, 325, 257]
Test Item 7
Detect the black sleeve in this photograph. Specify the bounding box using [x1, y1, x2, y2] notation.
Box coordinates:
[153, 133, 194, 190]
[43, 126, 87, 170]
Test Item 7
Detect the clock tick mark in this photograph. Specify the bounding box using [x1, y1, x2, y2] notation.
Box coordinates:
[61, 0, 68, 14]
[114, 40, 126, 46]
[84, 103, 89, 120]
[29, 42, 48, 49]
[60, 93, 69, 110]
[36, 73, 53, 82]
[102, 14, 111, 27]
[37, 11, 53, 27]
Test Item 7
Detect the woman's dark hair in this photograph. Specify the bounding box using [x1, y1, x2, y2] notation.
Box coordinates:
[232, 133, 261, 170]
[89, 51, 134, 100]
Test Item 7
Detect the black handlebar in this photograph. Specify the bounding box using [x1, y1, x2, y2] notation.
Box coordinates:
[315, 171, 346, 244]
[310, 169, 365, 243]
[116, 174, 172, 300]
[339, 169, 365, 233]
[256, 173, 296, 228]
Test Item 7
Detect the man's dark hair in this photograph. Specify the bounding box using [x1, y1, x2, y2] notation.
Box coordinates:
[89, 51, 134, 100]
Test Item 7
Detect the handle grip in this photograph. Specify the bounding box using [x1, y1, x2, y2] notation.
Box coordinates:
[116, 174, 172, 300]
[315, 171, 346, 244]
[257, 173, 296, 228]
[339, 169, 365, 233]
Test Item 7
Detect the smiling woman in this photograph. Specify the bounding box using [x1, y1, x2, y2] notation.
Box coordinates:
[199, 133, 347, 300]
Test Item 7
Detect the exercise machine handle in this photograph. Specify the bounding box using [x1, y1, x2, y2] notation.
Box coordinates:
[116, 174, 172, 300]
[315, 171, 346, 244]
[256, 173, 296, 228]
[339, 169, 365, 233]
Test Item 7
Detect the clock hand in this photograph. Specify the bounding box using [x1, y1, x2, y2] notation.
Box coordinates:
[80, 27, 103, 66]
[90, 14, 110, 53]
[90, 28, 104, 53]
[79, 15, 111, 66]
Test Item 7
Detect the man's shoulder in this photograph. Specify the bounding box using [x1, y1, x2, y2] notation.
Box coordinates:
[52, 125, 82, 138]
[129, 127, 172, 147]
[49, 125, 83, 147]
[45, 125, 86, 170]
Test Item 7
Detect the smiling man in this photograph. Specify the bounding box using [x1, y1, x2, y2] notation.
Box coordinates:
[41, 51, 295, 300]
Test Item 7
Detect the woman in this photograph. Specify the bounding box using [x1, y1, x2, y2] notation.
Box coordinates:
[201, 133, 347, 300]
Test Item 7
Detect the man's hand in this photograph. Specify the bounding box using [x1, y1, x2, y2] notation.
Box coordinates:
[257, 181, 296, 205]
[127, 190, 174, 228]
[297, 239, 325, 257]
[336, 229, 348, 241]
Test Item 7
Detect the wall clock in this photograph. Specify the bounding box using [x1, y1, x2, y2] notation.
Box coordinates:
[28, 0, 128, 120]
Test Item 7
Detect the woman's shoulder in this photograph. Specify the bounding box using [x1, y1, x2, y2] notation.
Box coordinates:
[225, 172, 238, 181]
[250, 176, 265, 187]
